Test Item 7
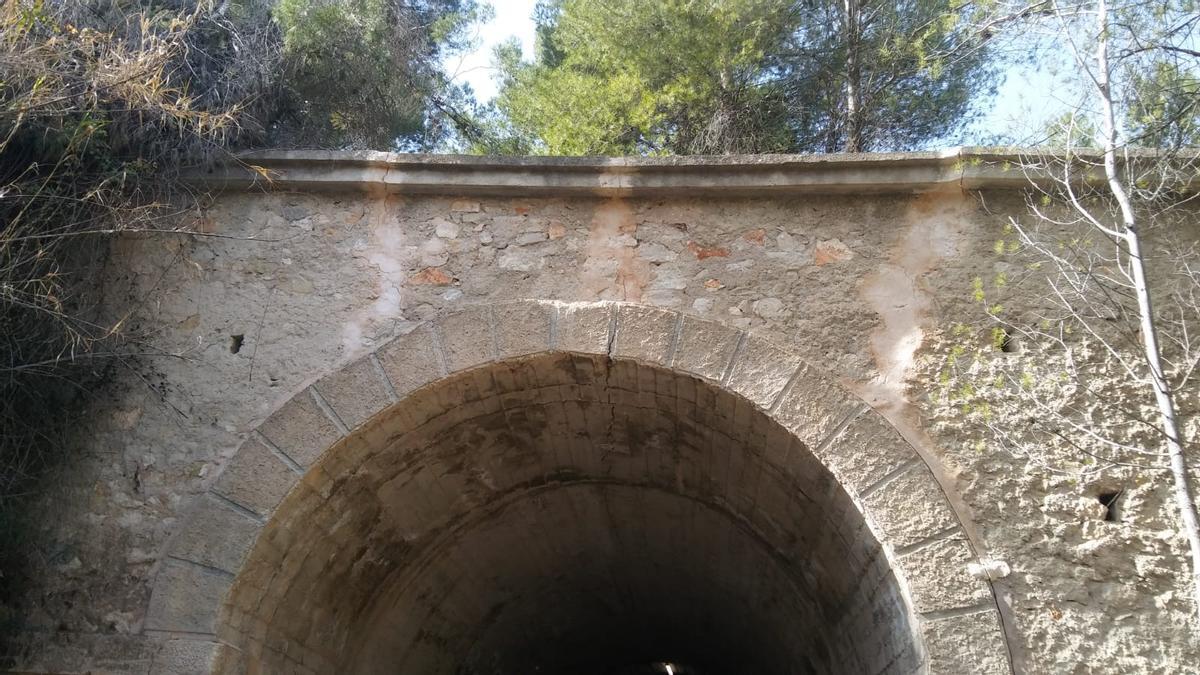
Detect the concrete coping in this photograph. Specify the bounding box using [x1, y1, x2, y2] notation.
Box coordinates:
[186, 147, 1200, 197]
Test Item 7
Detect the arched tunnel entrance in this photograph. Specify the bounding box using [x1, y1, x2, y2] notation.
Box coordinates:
[219, 351, 921, 674]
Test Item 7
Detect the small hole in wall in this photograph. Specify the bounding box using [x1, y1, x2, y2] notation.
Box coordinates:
[1098, 490, 1123, 522]
[230, 334, 244, 354]
[1000, 327, 1019, 353]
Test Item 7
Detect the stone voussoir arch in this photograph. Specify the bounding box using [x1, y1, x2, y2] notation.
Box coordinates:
[141, 299, 1011, 674]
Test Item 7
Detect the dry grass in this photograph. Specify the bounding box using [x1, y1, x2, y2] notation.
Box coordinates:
[0, 0, 273, 633]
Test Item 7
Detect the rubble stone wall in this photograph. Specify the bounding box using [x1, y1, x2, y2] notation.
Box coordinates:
[4, 151, 1197, 674]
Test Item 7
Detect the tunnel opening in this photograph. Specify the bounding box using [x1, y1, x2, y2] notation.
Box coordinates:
[220, 352, 921, 674]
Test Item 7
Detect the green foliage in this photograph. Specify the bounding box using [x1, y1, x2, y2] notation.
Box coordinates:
[491, 0, 796, 155]
[1043, 111, 1099, 148]
[274, 0, 483, 149]
[1107, 1, 1200, 149]
[1125, 60, 1200, 148]
[781, 0, 997, 152]
[491, 0, 996, 155]
[1017, 0, 1200, 150]
[991, 326, 1008, 350]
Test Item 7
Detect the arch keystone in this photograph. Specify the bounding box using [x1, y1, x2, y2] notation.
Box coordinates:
[492, 300, 554, 357]
[612, 304, 679, 364]
[554, 301, 614, 354]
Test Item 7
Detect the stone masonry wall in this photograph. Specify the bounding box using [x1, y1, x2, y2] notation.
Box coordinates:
[3, 153, 1198, 673]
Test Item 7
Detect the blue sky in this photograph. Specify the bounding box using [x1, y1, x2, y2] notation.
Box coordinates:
[442, 1, 1072, 146]
[442, 0, 539, 102]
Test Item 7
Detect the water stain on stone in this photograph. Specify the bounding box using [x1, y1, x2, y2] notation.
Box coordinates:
[852, 187, 1004, 643]
[581, 199, 649, 301]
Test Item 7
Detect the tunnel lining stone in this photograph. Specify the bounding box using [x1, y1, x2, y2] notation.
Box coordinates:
[144, 300, 1011, 674]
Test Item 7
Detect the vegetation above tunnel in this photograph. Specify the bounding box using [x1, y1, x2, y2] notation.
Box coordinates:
[485, 0, 996, 155]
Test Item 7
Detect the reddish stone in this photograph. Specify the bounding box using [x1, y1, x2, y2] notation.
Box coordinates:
[410, 268, 455, 285]
[813, 239, 854, 266]
[743, 228, 766, 244]
[687, 241, 731, 260]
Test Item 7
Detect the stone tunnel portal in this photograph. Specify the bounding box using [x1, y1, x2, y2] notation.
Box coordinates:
[219, 351, 921, 674]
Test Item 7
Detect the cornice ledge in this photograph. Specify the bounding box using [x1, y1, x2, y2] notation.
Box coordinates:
[184, 147, 1196, 197]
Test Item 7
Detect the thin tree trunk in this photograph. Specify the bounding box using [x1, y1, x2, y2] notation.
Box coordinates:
[843, 0, 862, 152]
[1095, 0, 1200, 627]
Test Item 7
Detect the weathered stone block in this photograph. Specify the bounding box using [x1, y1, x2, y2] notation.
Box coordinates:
[819, 411, 920, 496]
[922, 608, 1011, 674]
[144, 560, 231, 634]
[493, 301, 552, 358]
[671, 316, 741, 382]
[152, 638, 237, 675]
[864, 465, 959, 549]
[612, 304, 677, 365]
[260, 388, 344, 467]
[375, 326, 444, 396]
[770, 363, 862, 448]
[556, 302, 612, 354]
[90, 634, 156, 674]
[898, 535, 993, 613]
[313, 355, 393, 431]
[437, 305, 496, 373]
[168, 494, 261, 573]
[725, 335, 799, 408]
[211, 436, 299, 517]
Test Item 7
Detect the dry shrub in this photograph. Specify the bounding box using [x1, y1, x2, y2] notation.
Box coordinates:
[0, 0, 483, 642]
[0, 0, 263, 630]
